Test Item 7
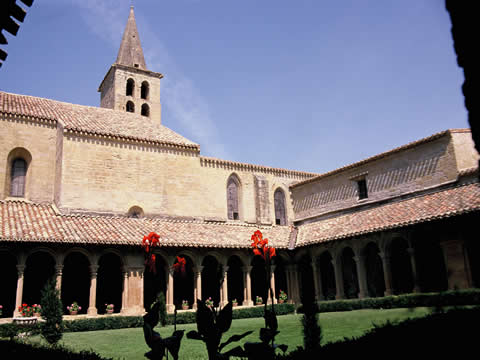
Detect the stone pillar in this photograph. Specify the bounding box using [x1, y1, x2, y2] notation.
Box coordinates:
[311, 260, 324, 301]
[440, 239, 470, 290]
[14, 265, 25, 317]
[87, 265, 98, 316]
[354, 255, 368, 299]
[379, 253, 393, 296]
[193, 266, 203, 309]
[121, 269, 129, 315]
[289, 264, 301, 303]
[332, 258, 345, 299]
[285, 266, 293, 303]
[55, 265, 63, 292]
[242, 266, 253, 306]
[167, 268, 175, 313]
[220, 266, 229, 307]
[125, 267, 144, 315]
[268, 265, 277, 304]
[407, 247, 421, 293]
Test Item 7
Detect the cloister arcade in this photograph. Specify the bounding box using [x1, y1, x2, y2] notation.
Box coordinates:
[1, 216, 475, 318]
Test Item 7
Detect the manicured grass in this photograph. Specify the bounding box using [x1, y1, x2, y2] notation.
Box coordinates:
[28, 307, 431, 360]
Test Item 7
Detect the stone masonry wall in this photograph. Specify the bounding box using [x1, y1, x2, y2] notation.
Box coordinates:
[0, 116, 57, 202]
[292, 134, 459, 221]
[58, 134, 307, 222]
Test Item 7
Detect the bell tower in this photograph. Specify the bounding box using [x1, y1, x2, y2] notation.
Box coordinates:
[98, 6, 163, 124]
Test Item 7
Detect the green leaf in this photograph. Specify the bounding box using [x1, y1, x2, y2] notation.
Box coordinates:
[219, 331, 254, 351]
[275, 344, 288, 353]
[222, 345, 248, 358]
[259, 328, 279, 344]
[186, 330, 203, 341]
[217, 302, 233, 334]
[196, 300, 215, 338]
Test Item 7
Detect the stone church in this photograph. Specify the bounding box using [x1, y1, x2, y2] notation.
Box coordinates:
[0, 7, 479, 318]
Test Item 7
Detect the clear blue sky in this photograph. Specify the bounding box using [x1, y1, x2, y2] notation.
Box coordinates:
[0, 0, 468, 174]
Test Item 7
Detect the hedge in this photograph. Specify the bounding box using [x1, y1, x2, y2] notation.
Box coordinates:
[0, 303, 295, 335]
[297, 289, 480, 313]
[0, 340, 111, 359]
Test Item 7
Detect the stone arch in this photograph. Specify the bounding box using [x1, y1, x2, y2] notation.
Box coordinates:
[298, 254, 315, 303]
[175, 250, 198, 268]
[202, 255, 222, 306]
[388, 237, 414, 294]
[141, 103, 150, 117]
[274, 188, 287, 226]
[97, 252, 124, 314]
[318, 250, 336, 300]
[5, 147, 32, 199]
[126, 78, 135, 96]
[127, 205, 144, 218]
[251, 255, 267, 304]
[227, 255, 244, 304]
[126, 100, 135, 113]
[141, 81, 149, 100]
[144, 252, 168, 311]
[23, 250, 56, 306]
[226, 173, 242, 221]
[0, 250, 18, 317]
[173, 254, 194, 309]
[340, 246, 359, 299]
[362, 242, 385, 297]
[61, 250, 91, 314]
[414, 230, 448, 292]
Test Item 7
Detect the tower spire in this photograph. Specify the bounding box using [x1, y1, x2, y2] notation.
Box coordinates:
[116, 6, 147, 70]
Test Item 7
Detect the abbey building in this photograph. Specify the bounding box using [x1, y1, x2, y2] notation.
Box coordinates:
[0, 7, 479, 317]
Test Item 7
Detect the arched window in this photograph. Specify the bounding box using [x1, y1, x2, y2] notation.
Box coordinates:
[128, 206, 144, 218]
[141, 81, 149, 100]
[141, 103, 150, 117]
[126, 101, 135, 113]
[274, 188, 287, 225]
[227, 176, 240, 220]
[126, 78, 135, 96]
[11, 158, 27, 197]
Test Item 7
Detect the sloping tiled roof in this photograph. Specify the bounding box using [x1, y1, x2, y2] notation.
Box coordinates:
[0, 91, 199, 150]
[0, 201, 292, 248]
[296, 182, 480, 247]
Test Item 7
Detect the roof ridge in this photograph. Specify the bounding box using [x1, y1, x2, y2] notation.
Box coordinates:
[291, 129, 469, 188]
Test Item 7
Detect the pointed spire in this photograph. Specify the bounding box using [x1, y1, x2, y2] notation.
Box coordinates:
[116, 6, 147, 70]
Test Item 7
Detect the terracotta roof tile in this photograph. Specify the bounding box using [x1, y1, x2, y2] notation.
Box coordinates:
[0, 91, 198, 150]
[296, 182, 480, 247]
[0, 200, 292, 248]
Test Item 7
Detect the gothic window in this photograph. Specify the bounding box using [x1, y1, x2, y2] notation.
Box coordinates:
[141, 81, 149, 100]
[227, 176, 240, 220]
[10, 158, 27, 197]
[357, 179, 368, 200]
[128, 206, 144, 218]
[126, 101, 135, 113]
[274, 188, 287, 225]
[126, 78, 135, 96]
[141, 103, 150, 117]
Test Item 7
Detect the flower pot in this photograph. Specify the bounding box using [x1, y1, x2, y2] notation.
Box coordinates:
[256, 302, 262, 306]
[34, 312, 42, 317]
[69, 311, 78, 316]
[106, 309, 114, 314]
[233, 303, 238, 307]
[278, 299, 284, 304]
[182, 306, 189, 310]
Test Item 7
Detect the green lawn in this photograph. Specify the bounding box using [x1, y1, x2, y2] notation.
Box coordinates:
[29, 307, 431, 360]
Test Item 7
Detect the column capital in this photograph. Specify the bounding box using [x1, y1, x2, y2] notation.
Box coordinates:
[407, 247, 415, 256]
[223, 266, 229, 273]
[270, 265, 276, 272]
[242, 265, 253, 273]
[193, 265, 204, 274]
[16, 264, 26, 275]
[89, 265, 99, 276]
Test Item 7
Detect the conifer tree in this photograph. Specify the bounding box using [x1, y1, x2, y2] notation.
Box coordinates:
[40, 277, 64, 345]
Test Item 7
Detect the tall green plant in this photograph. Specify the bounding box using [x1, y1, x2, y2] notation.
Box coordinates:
[155, 292, 167, 327]
[40, 277, 64, 345]
[187, 300, 252, 360]
[301, 300, 322, 353]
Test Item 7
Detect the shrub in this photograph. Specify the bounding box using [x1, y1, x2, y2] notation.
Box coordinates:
[156, 292, 168, 327]
[40, 277, 64, 345]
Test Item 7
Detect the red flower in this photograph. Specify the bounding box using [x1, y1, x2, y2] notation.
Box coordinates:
[250, 230, 276, 261]
[172, 256, 186, 275]
[142, 232, 161, 273]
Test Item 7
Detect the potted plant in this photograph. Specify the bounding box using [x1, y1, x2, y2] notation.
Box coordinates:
[205, 297, 214, 309]
[18, 303, 34, 317]
[182, 300, 189, 310]
[232, 298, 238, 307]
[278, 290, 287, 304]
[105, 303, 114, 314]
[67, 302, 81, 315]
[255, 296, 263, 305]
[32, 304, 42, 317]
